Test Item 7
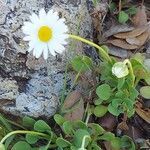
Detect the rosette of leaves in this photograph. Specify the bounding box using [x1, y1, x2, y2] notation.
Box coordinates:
[54, 114, 135, 150]
[8, 116, 56, 150]
[94, 55, 139, 117]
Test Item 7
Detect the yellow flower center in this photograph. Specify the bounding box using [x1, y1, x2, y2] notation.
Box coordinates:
[38, 26, 53, 42]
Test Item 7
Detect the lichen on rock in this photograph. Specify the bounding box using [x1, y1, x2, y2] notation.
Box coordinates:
[0, 0, 93, 117]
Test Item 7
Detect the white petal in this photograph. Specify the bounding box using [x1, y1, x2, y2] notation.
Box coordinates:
[54, 44, 65, 54]
[27, 42, 34, 52]
[49, 48, 56, 56]
[27, 46, 33, 52]
[55, 34, 69, 43]
[33, 48, 36, 56]
[47, 42, 56, 56]
[46, 10, 59, 26]
[53, 23, 68, 36]
[23, 36, 32, 41]
[39, 8, 47, 20]
[22, 22, 35, 35]
[36, 49, 43, 58]
[35, 43, 47, 58]
[30, 13, 39, 24]
[43, 46, 49, 59]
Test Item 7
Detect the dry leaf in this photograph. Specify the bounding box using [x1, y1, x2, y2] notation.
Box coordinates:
[103, 141, 111, 150]
[62, 90, 81, 109]
[135, 102, 150, 124]
[104, 25, 134, 38]
[126, 31, 149, 46]
[114, 25, 149, 39]
[98, 113, 117, 131]
[107, 45, 132, 58]
[64, 99, 84, 121]
[62, 90, 84, 121]
[136, 31, 149, 46]
[117, 121, 129, 131]
[126, 37, 140, 45]
[107, 39, 138, 50]
[132, 6, 147, 27]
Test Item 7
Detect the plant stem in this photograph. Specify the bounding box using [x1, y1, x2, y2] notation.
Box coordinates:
[124, 59, 135, 87]
[0, 130, 50, 144]
[85, 112, 91, 126]
[68, 34, 112, 63]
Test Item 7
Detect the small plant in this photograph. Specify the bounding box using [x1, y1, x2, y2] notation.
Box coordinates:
[109, 1, 137, 24]
[71, 51, 150, 118]
[0, 7, 149, 150]
[0, 114, 136, 150]
[54, 114, 135, 150]
[0, 116, 57, 149]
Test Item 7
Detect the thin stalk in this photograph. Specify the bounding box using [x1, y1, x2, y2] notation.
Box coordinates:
[85, 112, 91, 126]
[68, 34, 112, 63]
[6, 119, 27, 130]
[124, 59, 135, 87]
[0, 130, 50, 144]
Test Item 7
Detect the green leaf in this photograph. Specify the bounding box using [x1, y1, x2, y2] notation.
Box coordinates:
[115, 90, 126, 98]
[0, 114, 12, 132]
[56, 138, 71, 148]
[127, 108, 135, 118]
[126, 6, 137, 15]
[34, 120, 51, 132]
[73, 129, 90, 148]
[99, 132, 115, 141]
[71, 56, 92, 73]
[121, 135, 135, 150]
[145, 77, 150, 85]
[92, 0, 99, 7]
[12, 141, 31, 150]
[109, 2, 117, 13]
[91, 143, 102, 150]
[5, 135, 15, 149]
[124, 99, 134, 109]
[111, 137, 121, 149]
[117, 78, 125, 90]
[88, 123, 105, 136]
[54, 114, 65, 126]
[94, 105, 108, 117]
[23, 116, 36, 129]
[26, 134, 38, 144]
[131, 53, 145, 64]
[62, 121, 74, 135]
[94, 98, 103, 105]
[144, 59, 150, 71]
[129, 87, 139, 101]
[118, 11, 129, 24]
[73, 120, 88, 130]
[140, 86, 150, 99]
[70, 146, 78, 150]
[0, 144, 5, 150]
[96, 84, 111, 100]
[112, 99, 123, 107]
[108, 103, 122, 116]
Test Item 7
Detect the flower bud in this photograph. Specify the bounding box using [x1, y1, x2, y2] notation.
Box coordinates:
[112, 62, 129, 78]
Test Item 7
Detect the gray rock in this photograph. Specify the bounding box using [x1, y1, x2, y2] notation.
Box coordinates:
[0, 77, 18, 100]
[0, 0, 93, 117]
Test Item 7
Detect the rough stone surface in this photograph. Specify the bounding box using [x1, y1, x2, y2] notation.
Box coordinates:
[0, 0, 93, 117]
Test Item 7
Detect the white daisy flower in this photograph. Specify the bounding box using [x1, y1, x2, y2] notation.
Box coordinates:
[22, 8, 68, 59]
[112, 61, 129, 78]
